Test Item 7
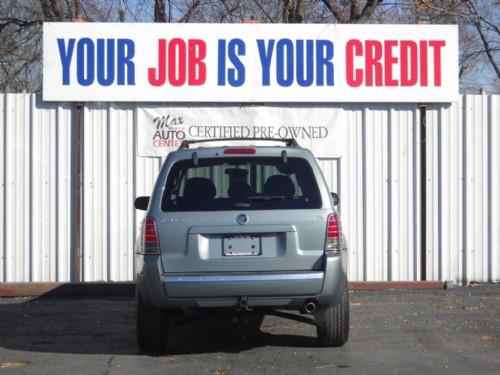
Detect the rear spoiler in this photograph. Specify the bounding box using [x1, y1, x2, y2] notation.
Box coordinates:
[178, 138, 300, 150]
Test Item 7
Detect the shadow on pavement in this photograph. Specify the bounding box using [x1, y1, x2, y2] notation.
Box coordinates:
[0, 294, 320, 356]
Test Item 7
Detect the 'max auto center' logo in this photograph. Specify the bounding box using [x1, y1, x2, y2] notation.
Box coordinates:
[152, 114, 186, 148]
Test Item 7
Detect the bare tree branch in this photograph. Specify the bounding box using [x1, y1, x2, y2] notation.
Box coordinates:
[49, 0, 63, 20]
[350, 0, 362, 22]
[472, 19, 500, 79]
[320, 0, 346, 23]
[73, 0, 81, 18]
[467, 1, 500, 36]
[252, 0, 273, 22]
[479, 16, 500, 36]
[178, 0, 202, 22]
[283, 0, 303, 23]
[321, 0, 381, 23]
[294, 0, 304, 23]
[154, 0, 166, 22]
[356, 0, 381, 23]
[0, 17, 41, 32]
[219, 0, 239, 22]
[40, 0, 63, 20]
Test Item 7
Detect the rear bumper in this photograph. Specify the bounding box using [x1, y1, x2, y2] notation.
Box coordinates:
[135, 252, 347, 309]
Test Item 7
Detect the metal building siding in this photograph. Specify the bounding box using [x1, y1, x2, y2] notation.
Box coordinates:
[427, 95, 500, 283]
[491, 95, 500, 282]
[83, 103, 108, 281]
[108, 104, 135, 282]
[388, 106, 420, 282]
[427, 101, 462, 283]
[40, 97, 73, 282]
[466, 94, 490, 283]
[363, 106, 389, 281]
[83, 103, 137, 281]
[320, 105, 421, 282]
[0, 94, 73, 282]
[1, 94, 499, 283]
[464, 95, 488, 283]
[2, 94, 30, 282]
[342, 107, 365, 282]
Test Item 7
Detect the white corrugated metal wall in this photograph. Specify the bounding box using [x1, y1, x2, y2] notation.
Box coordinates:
[427, 96, 500, 283]
[0, 95, 73, 282]
[1, 94, 499, 283]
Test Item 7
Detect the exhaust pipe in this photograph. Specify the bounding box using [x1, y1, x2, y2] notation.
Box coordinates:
[301, 300, 317, 314]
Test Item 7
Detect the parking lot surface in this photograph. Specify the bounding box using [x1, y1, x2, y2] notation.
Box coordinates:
[0, 285, 499, 374]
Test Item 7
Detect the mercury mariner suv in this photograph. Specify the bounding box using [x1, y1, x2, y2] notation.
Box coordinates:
[134, 138, 349, 350]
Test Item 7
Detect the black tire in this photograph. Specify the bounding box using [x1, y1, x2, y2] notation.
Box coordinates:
[315, 284, 350, 347]
[136, 290, 169, 351]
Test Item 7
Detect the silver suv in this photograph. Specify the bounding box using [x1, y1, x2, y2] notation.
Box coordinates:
[134, 138, 349, 350]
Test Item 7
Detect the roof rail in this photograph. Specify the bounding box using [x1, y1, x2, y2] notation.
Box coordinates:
[178, 138, 300, 150]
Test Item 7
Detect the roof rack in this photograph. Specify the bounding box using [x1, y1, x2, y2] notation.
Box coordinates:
[178, 138, 300, 150]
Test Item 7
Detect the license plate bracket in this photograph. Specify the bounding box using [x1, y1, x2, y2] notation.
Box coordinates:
[223, 235, 261, 256]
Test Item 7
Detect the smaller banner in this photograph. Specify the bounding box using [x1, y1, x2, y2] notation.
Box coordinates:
[137, 106, 345, 157]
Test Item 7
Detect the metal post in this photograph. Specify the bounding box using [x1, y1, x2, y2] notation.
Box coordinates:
[419, 103, 427, 281]
[73, 11, 84, 282]
[74, 103, 83, 282]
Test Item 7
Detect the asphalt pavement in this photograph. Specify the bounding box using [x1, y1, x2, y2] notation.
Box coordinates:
[0, 285, 498, 374]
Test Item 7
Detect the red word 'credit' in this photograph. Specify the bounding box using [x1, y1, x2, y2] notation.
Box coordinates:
[346, 39, 446, 87]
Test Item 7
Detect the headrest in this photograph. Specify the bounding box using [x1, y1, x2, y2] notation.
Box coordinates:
[228, 181, 253, 200]
[183, 177, 216, 200]
[263, 175, 295, 197]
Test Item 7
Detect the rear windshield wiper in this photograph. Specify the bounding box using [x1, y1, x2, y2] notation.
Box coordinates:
[232, 202, 251, 208]
[247, 195, 288, 201]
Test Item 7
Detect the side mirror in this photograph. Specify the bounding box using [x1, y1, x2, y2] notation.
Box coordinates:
[135, 196, 150, 210]
[330, 192, 339, 206]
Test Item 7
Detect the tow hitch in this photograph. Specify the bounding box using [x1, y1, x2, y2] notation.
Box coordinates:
[239, 296, 253, 311]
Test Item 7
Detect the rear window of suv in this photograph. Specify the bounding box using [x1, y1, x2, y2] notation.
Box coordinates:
[161, 156, 322, 211]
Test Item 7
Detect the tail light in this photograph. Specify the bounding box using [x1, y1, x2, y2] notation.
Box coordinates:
[325, 213, 341, 251]
[141, 217, 160, 254]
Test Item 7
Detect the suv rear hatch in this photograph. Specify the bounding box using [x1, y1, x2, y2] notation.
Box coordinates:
[156, 151, 329, 275]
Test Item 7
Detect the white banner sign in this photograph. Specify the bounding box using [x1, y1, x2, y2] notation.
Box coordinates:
[43, 23, 458, 103]
[137, 106, 345, 157]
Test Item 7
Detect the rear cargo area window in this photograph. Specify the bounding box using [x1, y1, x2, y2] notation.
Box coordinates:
[161, 157, 322, 211]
